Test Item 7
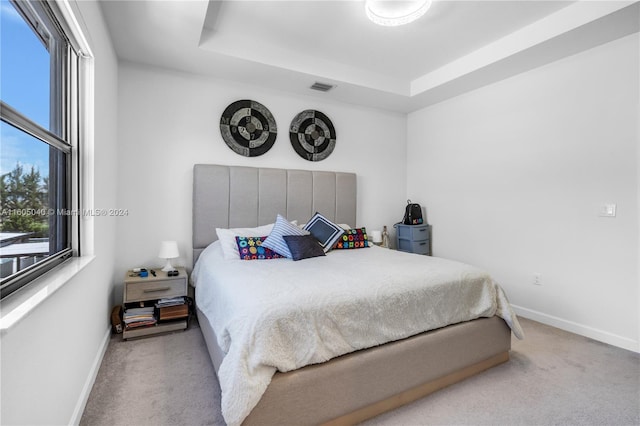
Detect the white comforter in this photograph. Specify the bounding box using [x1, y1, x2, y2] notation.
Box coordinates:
[192, 242, 524, 426]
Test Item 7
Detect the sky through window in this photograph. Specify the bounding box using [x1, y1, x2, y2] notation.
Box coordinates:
[1, 0, 51, 177]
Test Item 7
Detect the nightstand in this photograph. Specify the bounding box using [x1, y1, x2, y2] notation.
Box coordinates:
[122, 267, 188, 340]
[395, 223, 431, 255]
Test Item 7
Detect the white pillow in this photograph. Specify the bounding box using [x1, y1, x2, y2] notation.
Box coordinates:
[216, 224, 274, 260]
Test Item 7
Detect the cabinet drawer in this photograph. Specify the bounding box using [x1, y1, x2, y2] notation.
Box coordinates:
[396, 224, 429, 241]
[397, 239, 430, 255]
[124, 279, 186, 303]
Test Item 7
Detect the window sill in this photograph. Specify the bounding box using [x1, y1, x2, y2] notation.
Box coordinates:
[0, 255, 95, 335]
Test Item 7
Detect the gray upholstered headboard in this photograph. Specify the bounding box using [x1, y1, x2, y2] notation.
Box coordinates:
[192, 164, 357, 264]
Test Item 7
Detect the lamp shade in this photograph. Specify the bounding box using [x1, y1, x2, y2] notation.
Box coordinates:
[371, 230, 383, 244]
[158, 241, 179, 259]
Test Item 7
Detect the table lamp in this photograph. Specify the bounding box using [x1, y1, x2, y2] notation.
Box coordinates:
[158, 240, 179, 271]
[371, 230, 383, 246]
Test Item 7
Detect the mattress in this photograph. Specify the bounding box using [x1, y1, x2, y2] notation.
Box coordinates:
[192, 241, 523, 425]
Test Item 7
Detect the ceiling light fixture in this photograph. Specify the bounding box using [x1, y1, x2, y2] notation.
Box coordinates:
[365, 0, 432, 27]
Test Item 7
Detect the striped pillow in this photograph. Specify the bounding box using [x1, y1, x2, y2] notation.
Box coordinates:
[262, 214, 309, 258]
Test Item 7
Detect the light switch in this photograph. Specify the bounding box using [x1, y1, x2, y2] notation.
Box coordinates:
[599, 204, 616, 217]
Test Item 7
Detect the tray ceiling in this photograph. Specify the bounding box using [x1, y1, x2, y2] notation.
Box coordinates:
[100, 1, 639, 112]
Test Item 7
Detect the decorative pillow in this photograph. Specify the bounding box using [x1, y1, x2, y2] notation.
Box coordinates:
[283, 235, 326, 261]
[303, 212, 344, 252]
[216, 224, 275, 260]
[333, 227, 370, 249]
[235, 236, 285, 260]
[297, 222, 349, 230]
[262, 214, 309, 258]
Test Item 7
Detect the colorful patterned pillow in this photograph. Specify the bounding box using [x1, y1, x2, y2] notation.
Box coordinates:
[235, 236, 285, 260]
[216, 223, 274, 260]
[333, 227, 370, 249]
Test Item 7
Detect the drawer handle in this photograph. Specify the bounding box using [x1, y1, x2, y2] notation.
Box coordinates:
[419, 242, 427, 246]
[143, 287, 171, 293]
[419, 229, 426, 232]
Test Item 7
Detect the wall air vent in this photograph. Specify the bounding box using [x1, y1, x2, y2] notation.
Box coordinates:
[310, 82, 335, 92]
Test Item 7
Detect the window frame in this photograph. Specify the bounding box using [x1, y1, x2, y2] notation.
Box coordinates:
[0, 0, 89, 299]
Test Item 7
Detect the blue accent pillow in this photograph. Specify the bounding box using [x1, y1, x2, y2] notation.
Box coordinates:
[283, 235, 326, 261]
[303, 212, 344, 252]
[262, 214, 309, 258]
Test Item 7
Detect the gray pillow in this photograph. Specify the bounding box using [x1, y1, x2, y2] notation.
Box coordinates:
[283, 235, 326, 261]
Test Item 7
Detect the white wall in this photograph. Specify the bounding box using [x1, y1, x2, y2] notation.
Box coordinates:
[0, 2, 120, 424]
[114, 63, 407, 299]
[407, 34, 639, 351]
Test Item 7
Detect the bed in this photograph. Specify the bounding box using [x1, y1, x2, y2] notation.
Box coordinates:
[191, 164, 523, 426]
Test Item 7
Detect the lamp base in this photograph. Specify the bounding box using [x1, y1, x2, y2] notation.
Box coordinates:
[161, 259, 174, 272]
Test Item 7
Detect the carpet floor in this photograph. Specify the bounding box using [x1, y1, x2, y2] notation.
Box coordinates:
[80, 318, 639, 426]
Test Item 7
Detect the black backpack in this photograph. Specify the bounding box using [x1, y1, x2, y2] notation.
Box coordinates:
[402, 200, 424, 225]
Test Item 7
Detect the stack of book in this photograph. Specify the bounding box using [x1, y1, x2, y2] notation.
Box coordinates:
[155, 296, 185, 308]
[123, 306, 156, 329]
[155, 296, 189, 322]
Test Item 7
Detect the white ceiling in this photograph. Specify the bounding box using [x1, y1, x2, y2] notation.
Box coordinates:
[100, 0, 639, 112]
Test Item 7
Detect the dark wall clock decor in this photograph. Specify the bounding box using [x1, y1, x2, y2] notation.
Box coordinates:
[289, 110, 336, 162]
[220, 99, 277, 157]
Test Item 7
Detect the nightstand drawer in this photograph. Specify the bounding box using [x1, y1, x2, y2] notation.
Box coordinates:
[396, 224, 429, 241]
[124, 278, 186, 303]
[397, 239, 430, 254]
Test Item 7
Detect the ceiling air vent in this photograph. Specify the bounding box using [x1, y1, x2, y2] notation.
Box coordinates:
[310, 82, 335, 92]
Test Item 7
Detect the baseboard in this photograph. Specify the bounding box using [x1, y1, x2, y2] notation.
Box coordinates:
[512, 305, 639, 353]
[69, 325, 112, 425]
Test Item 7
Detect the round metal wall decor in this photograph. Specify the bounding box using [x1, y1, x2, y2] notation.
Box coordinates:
[289, 110, 336, 162]
[220, 99, 277, 157]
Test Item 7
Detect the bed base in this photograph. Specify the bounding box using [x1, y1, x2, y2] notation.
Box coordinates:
[196, 307, 511, 425]
[323, 352, 509, 426]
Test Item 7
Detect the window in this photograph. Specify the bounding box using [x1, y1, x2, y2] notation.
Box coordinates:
[1, 0, 87, 298]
